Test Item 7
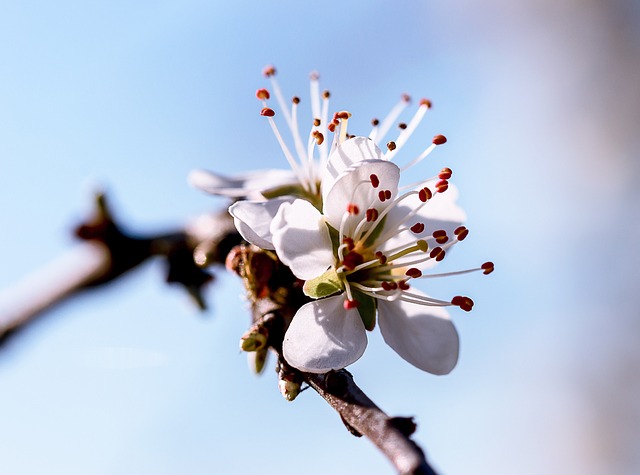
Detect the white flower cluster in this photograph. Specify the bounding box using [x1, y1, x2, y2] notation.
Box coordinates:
[192, 67, 492, 375]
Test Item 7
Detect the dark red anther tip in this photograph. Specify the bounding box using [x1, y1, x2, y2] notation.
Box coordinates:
[481, 261, 495, 275]
[432, 134, 447, 145]
[260, 107, 275, 117]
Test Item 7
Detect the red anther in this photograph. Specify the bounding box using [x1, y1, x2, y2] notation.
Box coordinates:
[263, 65, 276, 77]
[405, 268, 422, 278]
[430, 247, 446, 261]
[347, 203, 360, 215]
[398, 280, 410, 291]
[327, 123, 336, 133]
[342, 251, 364, 270]
[344, 299, 360, 310]
[322, 90, 331, 99]
[260, 107, 275, 117]
[436, 180, 449, 193]
[371, 118, 380, 126]
[336, 111, 351, 120]
[481, 261, 495, 275]
[314, 132, 325, 145]
[309, 71, 320, 80]
[432, 230, 449, 244]
[387, 141, 397, 151]
[292, 96, 300, 104]
[375, 251, 387, 265]
[343, 237, 355, 251]
[454, 226, 469, 241]
[451, 295, 474, 312]
[432, 134, 447, 145]
[255, 88, 270, 100]
[420, 98, 433, 108]
[410, 222, 425, 234]
[313, 118, 321, 127]
[369, 174, 380, 188]
[381, 281, 398, 291]
[366, 208, 379, 222]
[398, 122, 407, 130]
[439, 167, 452, 180]
[332, 117, 340, 125]
[418, 187, 433, 202]
[384, 190, 392, 200]
[402, 93, 411, 103]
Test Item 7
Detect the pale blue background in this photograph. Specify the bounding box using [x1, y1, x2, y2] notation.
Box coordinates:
[1, 1, 639, 474]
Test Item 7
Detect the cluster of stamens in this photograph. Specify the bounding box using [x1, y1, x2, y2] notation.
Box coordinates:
[332, 172, 492, 314]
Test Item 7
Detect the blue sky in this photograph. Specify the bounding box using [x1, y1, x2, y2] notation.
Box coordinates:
[1, 1, 639, 474]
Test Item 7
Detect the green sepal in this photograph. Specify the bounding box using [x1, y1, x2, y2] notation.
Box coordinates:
[262, 184, 322, 211]
[303, 268, 344, 298]
[353, 290, 377, 331]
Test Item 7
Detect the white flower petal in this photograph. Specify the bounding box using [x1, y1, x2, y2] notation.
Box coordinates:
[322, 136, 384, 200]
[228, 197, 293, 250]
[283, 294, 367, 373]
[271, 199, 335, 280]
[378, 292, 459, 375]
[189, 169, 297, 198]
[322, 159, 400, 230]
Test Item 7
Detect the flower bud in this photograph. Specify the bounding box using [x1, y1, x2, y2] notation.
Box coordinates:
[239, 324, 269, 352]
[248, 347, 269, 374]
[278, 377, 301, 402]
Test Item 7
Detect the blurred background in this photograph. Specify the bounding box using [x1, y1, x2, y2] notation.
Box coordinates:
[1, 1, 639, 474]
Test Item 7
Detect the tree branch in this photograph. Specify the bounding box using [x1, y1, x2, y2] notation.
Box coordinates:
[0, 195, 441, 474]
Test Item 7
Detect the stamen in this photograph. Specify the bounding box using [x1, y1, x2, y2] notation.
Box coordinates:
[256, 88, 270, 100]
[419, 263, 494, 279]
[410, 222, 425, 234]
[385, 98, 431, 161]
[386, 239, 429, 261]
[454, 226, 469, 241]
[451, 295, 474, 312]
[432, 230, 449, 244]
[347, 203, 360, 215]
[344, 299, 359, 310]
[418, 187, 432, 202]
[436, 180, 449, 193]
[387, 141, 397, 152]
[429, 247, 446, 261]
[405, 268, 422, 278]
[343, 237, 355, 251]
[481, 261, 495, 275]
[432, 134, 447, 145]
[381, 281, 398, 291]
[262, 114, 309, 191]
[263, 65, 276, 77]
[366, 208, 379, 222]
[439, 167, 452, 180]
[375, 251, 387, 264]
[398, 280, 410, 291]
[372, 94, 411, 146]
[310, 71, 321, 123]
[370, 174, 380, 188]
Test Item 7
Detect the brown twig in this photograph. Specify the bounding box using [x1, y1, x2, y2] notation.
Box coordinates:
[0, 193, 231, 344]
